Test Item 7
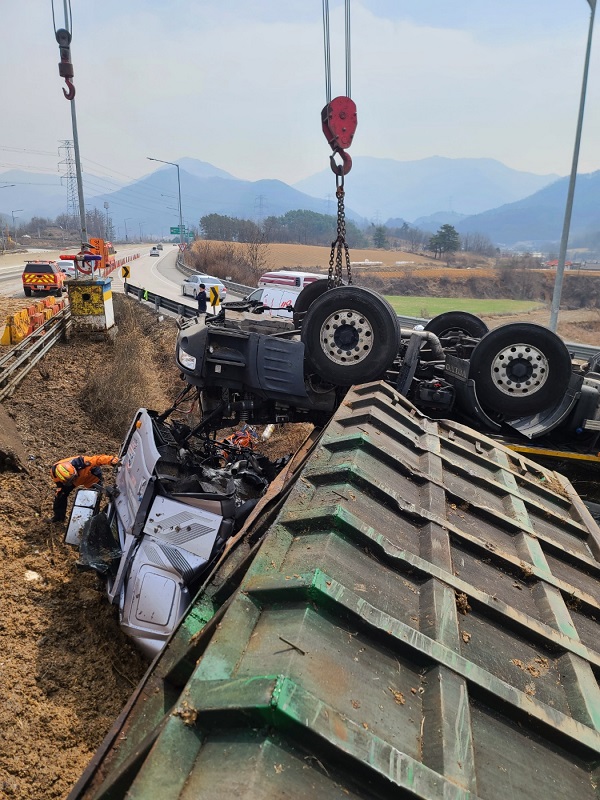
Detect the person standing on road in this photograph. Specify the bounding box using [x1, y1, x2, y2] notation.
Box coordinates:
[48, 454, 119, 523]
[197, 283, 207, 318]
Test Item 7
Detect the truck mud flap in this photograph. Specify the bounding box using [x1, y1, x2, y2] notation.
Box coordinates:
[505, 371, 584, 439]
[68, 381, 600, 800]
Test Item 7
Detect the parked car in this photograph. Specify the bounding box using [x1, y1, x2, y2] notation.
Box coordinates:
[22, 260, 66, 297]
[150, 247, 160, 257]
[59, 259, 77, 278]
[181, 273, 227, 303]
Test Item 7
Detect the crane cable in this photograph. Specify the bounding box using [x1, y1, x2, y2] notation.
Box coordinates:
[322, 0, 351, 103]
[322, 0, 356, 287]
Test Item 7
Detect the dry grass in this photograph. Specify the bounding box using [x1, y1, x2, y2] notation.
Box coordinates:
[187, 240, 439, 283]
[78, 296, 180, 438]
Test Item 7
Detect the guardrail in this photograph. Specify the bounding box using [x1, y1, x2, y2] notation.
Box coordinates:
[0, 307, 70, 401]
[124, 282, 201, 320]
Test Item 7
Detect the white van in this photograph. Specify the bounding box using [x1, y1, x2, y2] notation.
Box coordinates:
[257, 270, 323, 290]
[244, 287, 298, 318]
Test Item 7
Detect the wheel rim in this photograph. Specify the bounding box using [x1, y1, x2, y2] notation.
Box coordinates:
[319, 308, 374, 365]
[490, 342, 549, 397]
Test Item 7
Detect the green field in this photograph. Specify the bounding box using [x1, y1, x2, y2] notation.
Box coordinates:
[384, 295, 544, 318]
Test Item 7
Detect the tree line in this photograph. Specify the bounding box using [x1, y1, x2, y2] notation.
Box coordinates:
[199, 212, 497, 261]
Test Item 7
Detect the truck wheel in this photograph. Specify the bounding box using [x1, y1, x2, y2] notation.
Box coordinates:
[301, 286, 400, 386]
[293, 279, 329, 327]
[468, 323, 572, 417]
[424, 311, 488, 340]
[24, 287, 32, 297]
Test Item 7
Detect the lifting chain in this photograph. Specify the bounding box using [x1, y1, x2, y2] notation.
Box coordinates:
[328, 172, 352, 288]
[322, 0, 355, 288]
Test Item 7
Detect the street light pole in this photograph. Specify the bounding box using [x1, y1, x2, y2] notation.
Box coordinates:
[147, 157, 184, 249]
[139, 222, 145, 243]
[549, 0, 596, 332]
[11, 209, 23, 239]
[124, 217, 132, 242]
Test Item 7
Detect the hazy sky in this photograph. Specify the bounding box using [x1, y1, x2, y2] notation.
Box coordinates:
[1, 0, 598, 195]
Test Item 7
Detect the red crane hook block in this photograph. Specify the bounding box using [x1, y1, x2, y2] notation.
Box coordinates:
[321, 96, 357, 153]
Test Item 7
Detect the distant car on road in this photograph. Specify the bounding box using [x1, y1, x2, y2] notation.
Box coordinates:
[59, 260, 77, 278]
[157, 243, 163, 250]
[150, 247, 160, 257]
[181, 273, 227, 303]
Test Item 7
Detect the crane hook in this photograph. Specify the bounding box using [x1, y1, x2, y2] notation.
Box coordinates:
[62, 77, 75, 100]
[329, 149, 352, 176]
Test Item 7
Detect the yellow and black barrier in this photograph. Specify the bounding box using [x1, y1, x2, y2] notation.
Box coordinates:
[0, 296, 67, 346]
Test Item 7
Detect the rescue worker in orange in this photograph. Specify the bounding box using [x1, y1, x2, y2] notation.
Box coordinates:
[48, 454, 119, 523]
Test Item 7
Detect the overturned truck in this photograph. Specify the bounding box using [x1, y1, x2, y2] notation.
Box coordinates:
[69, 380, 600, 799]
[176, 283, 600, 453]
[66, 285, 600, 657]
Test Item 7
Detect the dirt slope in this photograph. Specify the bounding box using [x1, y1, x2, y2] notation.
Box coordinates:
[0, 299, 177, 799]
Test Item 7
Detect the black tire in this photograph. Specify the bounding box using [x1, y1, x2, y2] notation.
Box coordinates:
[468, 323, 572, 417]
[301, 286, 400, 386]
[424, 311, 488, 339]
[24, 287, 32, 297]
[293, 279, 330, 327]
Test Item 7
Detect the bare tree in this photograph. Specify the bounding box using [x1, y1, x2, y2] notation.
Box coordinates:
[243, 231, 271, 282]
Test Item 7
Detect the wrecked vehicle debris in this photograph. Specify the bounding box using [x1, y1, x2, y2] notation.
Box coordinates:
[65, 408, 289, 658]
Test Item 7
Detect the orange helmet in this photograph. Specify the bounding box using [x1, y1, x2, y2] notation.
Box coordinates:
[52, 462, 77, 482]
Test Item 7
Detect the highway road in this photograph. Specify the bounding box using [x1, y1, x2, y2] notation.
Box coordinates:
[0, 243, 217, 312]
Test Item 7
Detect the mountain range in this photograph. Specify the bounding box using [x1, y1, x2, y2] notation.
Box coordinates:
[1, 155, 597, 247]
[294, 156, 559, 221]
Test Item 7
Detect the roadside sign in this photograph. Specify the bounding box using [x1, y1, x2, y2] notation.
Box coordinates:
[178, 243, 187, 252]
[170, 226, 188, 235]
[209, 286, 220, 306]
[170, 227, 180, 234]
[121, 266, 130, 279]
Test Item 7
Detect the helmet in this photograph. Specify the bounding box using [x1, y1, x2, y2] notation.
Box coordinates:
[53, 462, 77, 482]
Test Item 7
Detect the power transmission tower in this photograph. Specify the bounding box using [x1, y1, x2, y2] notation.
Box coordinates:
[58, 140, 79, 233]
[254, 194, 267, 222]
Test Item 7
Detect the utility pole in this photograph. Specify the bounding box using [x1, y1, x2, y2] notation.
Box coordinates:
[124, 218, 132, 242]
[104, 201, 110, 240]
[550, 0, 596, 332]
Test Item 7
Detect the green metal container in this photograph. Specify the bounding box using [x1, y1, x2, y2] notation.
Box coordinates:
[70, 381, 600, 800]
